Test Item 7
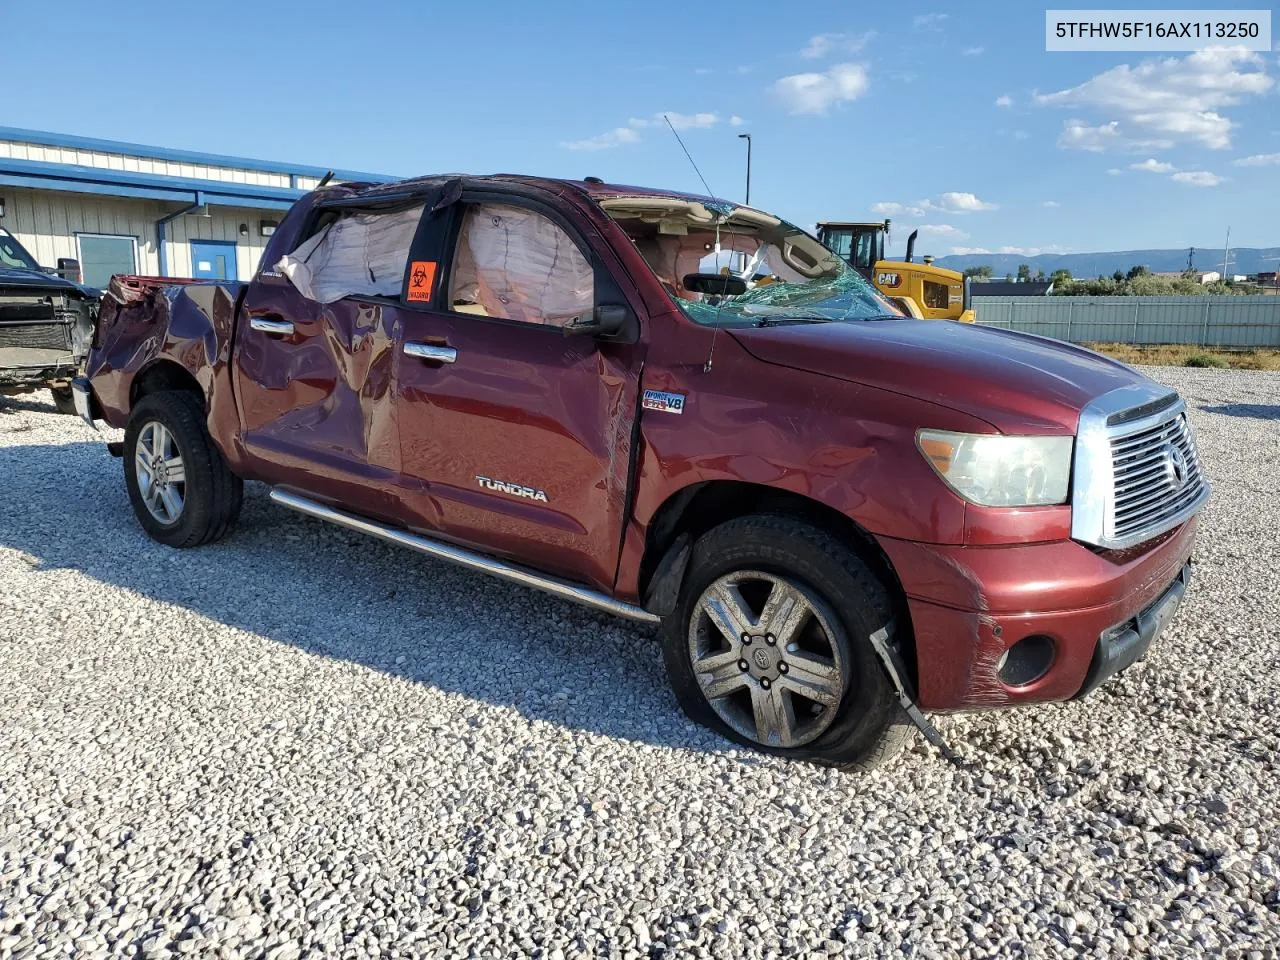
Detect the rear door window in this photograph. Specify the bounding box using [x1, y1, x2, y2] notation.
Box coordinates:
[278, 205, 424, 303]
[447, 203, 593, 326]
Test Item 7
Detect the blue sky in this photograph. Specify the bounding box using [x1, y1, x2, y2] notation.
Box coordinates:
[5, 0, 1278, 256]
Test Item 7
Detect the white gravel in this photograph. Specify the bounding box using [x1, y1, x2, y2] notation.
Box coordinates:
[1, 367, 1278, 959]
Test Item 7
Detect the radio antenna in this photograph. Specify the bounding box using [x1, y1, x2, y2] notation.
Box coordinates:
[663, 114, 717, 200]
[662, 114, 731, 374]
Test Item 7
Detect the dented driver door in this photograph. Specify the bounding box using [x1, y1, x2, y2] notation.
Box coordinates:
[231, 203, 426, 524]
[390, 193, 645, 591]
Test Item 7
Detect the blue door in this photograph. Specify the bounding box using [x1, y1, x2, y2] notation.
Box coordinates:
[190, 240, 238, 280]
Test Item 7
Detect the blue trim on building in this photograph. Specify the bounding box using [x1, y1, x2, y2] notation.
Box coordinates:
[0, 156, 304, 209]
[0, 126, 394, 183]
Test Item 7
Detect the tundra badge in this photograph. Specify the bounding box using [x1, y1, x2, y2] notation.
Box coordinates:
[476, 475, 548, 503]
[642, 389, 686, 415]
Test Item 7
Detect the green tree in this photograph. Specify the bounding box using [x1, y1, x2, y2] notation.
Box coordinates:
[963, 265, 993, 279]
[1126, 264, 1150, 281]
[1016, 263, 1032, 282]
[1049, 268, 1072, 285]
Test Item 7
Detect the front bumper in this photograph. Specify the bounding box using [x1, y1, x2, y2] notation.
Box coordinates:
[878, 517, 1199, 711]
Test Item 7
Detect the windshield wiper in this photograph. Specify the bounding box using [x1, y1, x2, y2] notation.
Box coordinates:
[754, 316, 833, 327]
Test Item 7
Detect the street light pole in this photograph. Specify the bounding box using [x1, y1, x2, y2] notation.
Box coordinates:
[737, 133, 752, 205]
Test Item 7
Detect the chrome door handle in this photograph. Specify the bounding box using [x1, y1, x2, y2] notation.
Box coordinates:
[404, 342, 457, 364]
[250, 317, 295, 336]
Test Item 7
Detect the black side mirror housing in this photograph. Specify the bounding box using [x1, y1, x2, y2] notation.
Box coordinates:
[563, 304, 630, 338]
[682, 272, 747, 296]
[55, 258, 82, 283]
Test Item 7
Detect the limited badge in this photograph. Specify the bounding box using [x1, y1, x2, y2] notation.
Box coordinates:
[407, 261, 437, 302]
[642, 389, 686, 414]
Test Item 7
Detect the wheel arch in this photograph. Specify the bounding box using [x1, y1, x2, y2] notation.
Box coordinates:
[639, 480, 916, 674]
[129, 359, 204, 410]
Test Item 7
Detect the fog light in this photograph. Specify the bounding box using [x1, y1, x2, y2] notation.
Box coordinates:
[997, 634, 1056, 687]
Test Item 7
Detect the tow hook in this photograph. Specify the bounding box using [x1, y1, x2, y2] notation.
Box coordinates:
[868, 626, 964, 766]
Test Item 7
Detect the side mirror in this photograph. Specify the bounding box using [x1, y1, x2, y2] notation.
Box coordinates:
[563, 304, 629, 338]
[56, 258, 82, 283]
[682, 272, 747, 296]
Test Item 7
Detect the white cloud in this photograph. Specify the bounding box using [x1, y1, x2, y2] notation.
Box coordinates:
[913, 12, 948, 31]
[561, 127, 642, 151]
[963, 46, 985, 56]
[694, 67, 714, 76]
[629, 112, 720, 130]
[563, 111, 721, 150]
[773, 63, 870, 114]
[729, 115, 745, 127]
[1130, 158, 1177, 173]
[1056, 119, 1173, 153]
[1013, 130, 1031, 141]
[916, 224, 969, 239]
[1233, 152, 1280, 166]
[950, 246, 991, 255]
[937, 191, 997, 213]
[872, 192, 997, 217]
[1171, 170, 1223, 186]
[1042, 200, 1060, 207]
[994, 94, 1013, 108]
[1107, 167, 1123, 175]
[800, 30, 876, 59]
[997, 245, 1070, 256]
[1036, 48, 1274, 151]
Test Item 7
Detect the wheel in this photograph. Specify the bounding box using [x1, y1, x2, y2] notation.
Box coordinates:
[123, 390, 243, 548]
[663, 514, 912, 768]
[49, 386, 77, 416]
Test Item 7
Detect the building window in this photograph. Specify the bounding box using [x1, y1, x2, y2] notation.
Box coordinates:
[77, 234, 138, 289]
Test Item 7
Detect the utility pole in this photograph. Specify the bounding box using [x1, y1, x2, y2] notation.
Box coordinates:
[1186, 247, 1194, 273]
[1222, 227, 1230, 281]
[737, 133, 752, 206]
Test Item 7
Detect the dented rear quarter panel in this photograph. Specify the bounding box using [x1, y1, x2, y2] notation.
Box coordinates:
[87, 281, 244, 445]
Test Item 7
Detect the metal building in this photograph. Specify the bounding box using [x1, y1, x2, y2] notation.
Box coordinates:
[0, 127, 390, 289]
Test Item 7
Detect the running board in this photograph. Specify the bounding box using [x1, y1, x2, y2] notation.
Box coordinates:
[268, 488, 661, 624]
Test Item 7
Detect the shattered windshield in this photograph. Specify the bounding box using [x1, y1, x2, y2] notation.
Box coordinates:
[602, 196, 902, 327]
[0, 228, 40, 271]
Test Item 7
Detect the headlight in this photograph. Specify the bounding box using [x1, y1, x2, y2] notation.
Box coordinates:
[916, 430, 1073, 506]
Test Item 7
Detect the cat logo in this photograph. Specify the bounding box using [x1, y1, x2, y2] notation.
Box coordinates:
[876, 272, 902, 288]
[476, 475, 548, 503]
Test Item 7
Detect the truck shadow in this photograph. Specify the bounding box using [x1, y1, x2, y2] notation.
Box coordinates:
[0, 439, 732, 757]
[1199, 403, 1280, 421]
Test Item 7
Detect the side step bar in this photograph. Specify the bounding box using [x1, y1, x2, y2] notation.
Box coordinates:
[269, 488, 661, 624]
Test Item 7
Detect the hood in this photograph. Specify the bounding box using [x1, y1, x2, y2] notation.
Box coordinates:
[0, 265, 99, 298]
[729, 319, 1146, 433]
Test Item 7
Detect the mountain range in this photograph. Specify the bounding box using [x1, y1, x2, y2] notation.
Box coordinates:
[933, 247, 1280, 278]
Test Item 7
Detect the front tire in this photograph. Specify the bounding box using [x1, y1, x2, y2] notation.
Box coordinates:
[663, 514, 911, 769]
[124, 390, 243, 548]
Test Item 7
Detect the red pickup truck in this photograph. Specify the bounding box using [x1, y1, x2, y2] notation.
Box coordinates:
[73, 174, 1207, 767]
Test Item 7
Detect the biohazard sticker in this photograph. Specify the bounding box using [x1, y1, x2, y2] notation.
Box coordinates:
[407, 261, 437, 302]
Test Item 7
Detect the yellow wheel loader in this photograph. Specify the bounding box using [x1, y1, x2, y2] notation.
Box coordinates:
[816, 221, 975, 323]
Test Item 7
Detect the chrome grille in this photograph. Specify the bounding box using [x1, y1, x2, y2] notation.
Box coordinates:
[1071, 383, 1210, 550]
[1109, 412, 1204, 542]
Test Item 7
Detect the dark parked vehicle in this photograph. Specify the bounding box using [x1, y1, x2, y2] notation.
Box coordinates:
[73, 174, 1208, 767]
[0, 226, 98, 412]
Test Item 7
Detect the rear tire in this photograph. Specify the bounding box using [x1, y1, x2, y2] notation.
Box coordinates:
[124, 390, 242, 548]
[662, 514, 912, 769]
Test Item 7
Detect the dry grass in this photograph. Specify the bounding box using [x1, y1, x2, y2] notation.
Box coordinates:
[1084, 343, 1280, 371]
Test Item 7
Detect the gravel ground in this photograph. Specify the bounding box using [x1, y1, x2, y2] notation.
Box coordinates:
[1, 367, 1278, 959]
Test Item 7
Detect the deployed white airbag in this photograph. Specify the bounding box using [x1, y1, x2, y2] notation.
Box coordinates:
[277, 205, 424, 303]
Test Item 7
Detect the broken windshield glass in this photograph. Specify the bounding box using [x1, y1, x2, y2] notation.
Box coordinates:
[601, 198, 902, 327]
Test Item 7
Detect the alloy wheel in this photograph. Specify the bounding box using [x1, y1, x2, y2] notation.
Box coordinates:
[687, 570, 847, 748]
[135, 420, 186, 524]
